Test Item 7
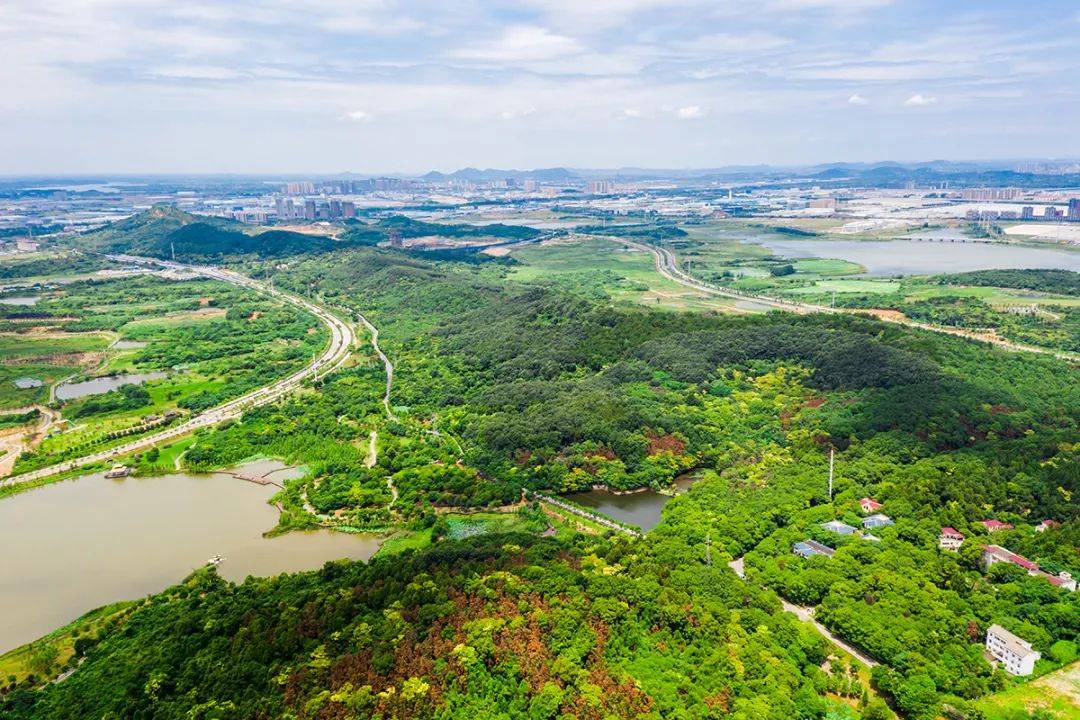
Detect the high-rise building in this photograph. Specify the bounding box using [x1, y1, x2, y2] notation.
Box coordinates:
[342, 201, 357, 219]
[1045, 206, 1064, 220]
[304, 199, 317, 220]
[329, 199, 343, 218]
[1021, 206, 1034, 220]
[522, 180, 539, 192]
[1068, 198, 1080, 221]
[587, 179, 615, 194]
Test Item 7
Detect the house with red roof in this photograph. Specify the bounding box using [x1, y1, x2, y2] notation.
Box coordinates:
[858, 497, 883, 513]
[1036, 519, 1061, 533]
[982, 545, 1076, 591]
[979, 519, 1013, 533]
[939, 527, 964, 551]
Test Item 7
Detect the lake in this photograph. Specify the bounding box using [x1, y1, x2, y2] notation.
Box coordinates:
[564, 475, 696, 532]
[54, 371, 167, 400]
[0, 461, 383, 652]
[0, 296, 40, 306]
[746, 238, 1080, 276]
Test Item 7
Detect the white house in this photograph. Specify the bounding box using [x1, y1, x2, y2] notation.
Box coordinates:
[985, 624, 1040, 676]
[939, 527, 964, 551]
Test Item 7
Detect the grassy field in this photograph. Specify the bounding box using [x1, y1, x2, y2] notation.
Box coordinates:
[0, 332, 114, 361]
[974, 662, 1079, 720]
[508, 237, 749, 313]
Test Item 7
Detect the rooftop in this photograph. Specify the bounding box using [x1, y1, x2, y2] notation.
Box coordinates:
[987, 624, 1038, 659]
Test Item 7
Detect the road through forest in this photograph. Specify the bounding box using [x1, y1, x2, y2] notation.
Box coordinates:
[620, 238, 1079, 362]
[0, 256, 356, 490]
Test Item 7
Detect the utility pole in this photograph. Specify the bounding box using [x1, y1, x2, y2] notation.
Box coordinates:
[828, 447, 835, 500]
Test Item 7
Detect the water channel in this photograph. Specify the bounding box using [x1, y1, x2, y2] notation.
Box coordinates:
[0, 460, 383, 652]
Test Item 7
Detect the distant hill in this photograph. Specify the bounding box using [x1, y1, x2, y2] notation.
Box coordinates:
[420, 167, 577, 183]
[79, 206, 543, 262]
[79, 206, 339, 260]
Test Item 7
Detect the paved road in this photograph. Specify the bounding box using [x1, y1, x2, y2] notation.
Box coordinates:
[622, 238, 1078, 361]
[728, 556, 878, 667]
[0, 255, 355, 489]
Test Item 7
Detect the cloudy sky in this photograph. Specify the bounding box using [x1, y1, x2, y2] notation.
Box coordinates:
[2, 0, 1078, 174]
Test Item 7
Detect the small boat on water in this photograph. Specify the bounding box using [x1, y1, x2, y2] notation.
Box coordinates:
[104, 465, 130, 479]
[207, 555, 225, 566]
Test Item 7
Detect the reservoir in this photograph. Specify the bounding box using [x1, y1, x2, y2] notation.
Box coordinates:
[564, 475, 696, 532]
[0, 461, 383, 652]
[747, 238, 1080, 276]
[54, 371, 167, 400]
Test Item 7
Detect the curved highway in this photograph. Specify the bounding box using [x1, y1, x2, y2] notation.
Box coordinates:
[621, 237, 1078, 361]
[0, 255, 355, 489]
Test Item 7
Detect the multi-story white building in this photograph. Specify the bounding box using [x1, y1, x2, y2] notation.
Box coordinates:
[985, 625, 1040, 676]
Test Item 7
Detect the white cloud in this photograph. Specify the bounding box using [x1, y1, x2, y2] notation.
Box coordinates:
[848, 93, 868, 105]
[149, 65, 242, 80]
[449, 26, 582, 63]
[499, 106, 537, 120]
[676, 105, 704, 119]
[903, 93, 937, 106]
[343, 109, 374, 122]
[623, 108, 642, 118]
[685, 32, 790, 54]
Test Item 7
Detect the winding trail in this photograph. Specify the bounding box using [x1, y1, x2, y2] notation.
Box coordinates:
[622, 238, 1079, 362]
[0, 255, 355, 490]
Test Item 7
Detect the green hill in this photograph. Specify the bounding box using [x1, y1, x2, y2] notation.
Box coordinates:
[80, 206, 337, 260]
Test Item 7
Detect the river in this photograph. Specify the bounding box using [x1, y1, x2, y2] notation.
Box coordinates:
[746, 238, 1080, 276]
[0, 460, 382, 652]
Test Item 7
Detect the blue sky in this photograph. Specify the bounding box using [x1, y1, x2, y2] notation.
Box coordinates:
[2, 0, 1078, 174]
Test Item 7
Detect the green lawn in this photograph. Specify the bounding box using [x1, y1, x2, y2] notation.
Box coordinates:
[974, 662, 1079, 720]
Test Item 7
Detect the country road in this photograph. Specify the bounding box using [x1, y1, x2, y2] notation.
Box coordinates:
[0, 255, 356, 490]
[621, 238, 1079, 362]
[728, 557, 878, 667]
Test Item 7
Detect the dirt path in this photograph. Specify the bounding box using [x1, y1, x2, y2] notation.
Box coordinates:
[0, 405, 60, 476]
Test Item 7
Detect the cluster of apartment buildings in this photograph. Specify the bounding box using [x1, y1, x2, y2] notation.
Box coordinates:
[965, 197, 1080, 222]
[274, 197, 357, 222]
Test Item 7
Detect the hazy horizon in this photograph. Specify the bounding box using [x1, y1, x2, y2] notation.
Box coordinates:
[3, 0, 1079, 174]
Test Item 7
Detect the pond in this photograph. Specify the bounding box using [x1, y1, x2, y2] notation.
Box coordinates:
[0, 296, 40, 306]
[745, 238, 1080, 276]
[13, 377, 44, 389]
[111, 340, 148, 350]
[564, 475, 696, 532]
[54, 371, 167, 401]
[0, 460, 383, 652]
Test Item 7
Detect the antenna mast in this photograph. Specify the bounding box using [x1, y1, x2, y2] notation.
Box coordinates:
[828, 447, 835, 500]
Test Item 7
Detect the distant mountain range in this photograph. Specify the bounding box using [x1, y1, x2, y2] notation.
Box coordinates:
[410, 160, 1080, 187]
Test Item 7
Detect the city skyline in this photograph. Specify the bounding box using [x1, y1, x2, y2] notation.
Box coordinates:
[2, 0, 1079, 174]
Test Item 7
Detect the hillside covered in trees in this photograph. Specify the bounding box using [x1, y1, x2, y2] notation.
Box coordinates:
[3, 244, 1077, 720]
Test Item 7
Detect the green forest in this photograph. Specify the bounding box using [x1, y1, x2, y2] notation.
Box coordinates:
[2, 235, 1077, 720]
